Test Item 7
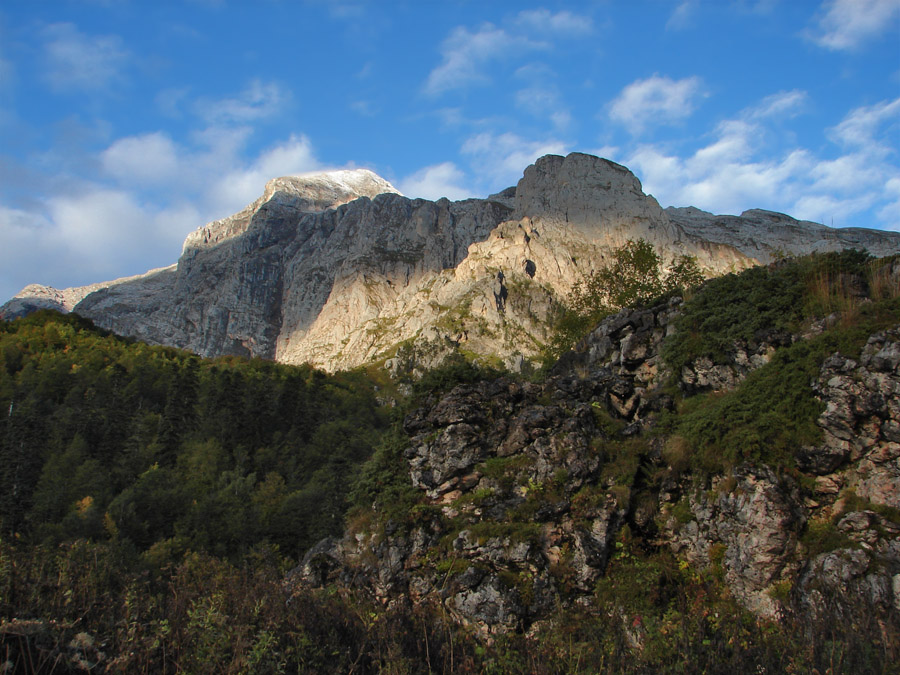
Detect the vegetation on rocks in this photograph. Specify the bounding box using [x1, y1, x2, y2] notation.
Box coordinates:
[547, 238, 703, 361]
[1, 247, 898, 673]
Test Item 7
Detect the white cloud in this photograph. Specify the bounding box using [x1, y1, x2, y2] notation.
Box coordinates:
[878, 177, 900, 229]
[628, 139, 813, 216]
[793, 193, 877, 226]
[514, 9, 593, 35]
[808, 0, 900, 50]
[829, 97, 900, 150]
[0, 192, 201, 297]
[746, 90, 808, 119]
[0, 206, 64, 294]
[666, 0, 698, 31]
[461, 131, 568, 191]
[0, 206, 52, 245]
[197, 79, 287, 125]
[49, 189, 191, 264]
[101, 133, 181, 185]
[41, 23, 129, 92]
[100, 116, 320, 218]
[809, 153, 884, 193]
[424, 9, 592, 96]
[398, 162, 471, 201]
[424, 23, 529, 95]
[609, 75, 705, 134]
[623, 95, 900, 230]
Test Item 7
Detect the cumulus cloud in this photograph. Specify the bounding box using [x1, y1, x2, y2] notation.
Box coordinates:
[623, 95, 900, 230]
[0, 192, 201, 296]
[41, 22, 129, 92]
[48, 189, 196, 265]
[609, 75, 705, 134]
[101, 133, 182, 186]
[828, 97, 900, 150]
[398, 162, 471, 201]
[807, 0, 900, 51]
[461, 131, 568, 192]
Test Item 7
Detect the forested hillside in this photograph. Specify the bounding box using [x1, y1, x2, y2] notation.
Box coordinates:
[0, 312, 389, 561]
[1, 250, 898, 673]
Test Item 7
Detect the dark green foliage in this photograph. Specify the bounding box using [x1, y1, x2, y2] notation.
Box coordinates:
[663, 294, 899, 474]
[349, 426, 422, 528]
[663, 249, 876, 376]
[411, 351, 504, 399]
[547, 239, 703, 361]
[0, 310, 389, 561]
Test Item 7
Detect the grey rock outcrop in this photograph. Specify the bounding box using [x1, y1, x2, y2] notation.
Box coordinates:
[294, 288, 900, 638]
[660, 328, 900, 625]
[665, 468, 805, 619]
[294, 371, 632, 632]
[666, 206, 900, 264]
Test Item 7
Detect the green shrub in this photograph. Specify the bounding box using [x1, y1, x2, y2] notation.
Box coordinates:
[546, 239, 702, 362]
[663, 249, 877, 376]
[801, 519, 855, 557]
[664, 295, 899, 475]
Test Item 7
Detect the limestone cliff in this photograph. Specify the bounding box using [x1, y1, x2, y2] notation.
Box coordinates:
[3, 153, 899, 373]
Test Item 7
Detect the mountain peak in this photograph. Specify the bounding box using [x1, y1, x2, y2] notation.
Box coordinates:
[181, 167, 402, 255]
[263, 168, 401, 203]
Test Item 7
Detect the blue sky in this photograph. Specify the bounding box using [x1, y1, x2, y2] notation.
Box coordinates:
[1, 0, 899, 302]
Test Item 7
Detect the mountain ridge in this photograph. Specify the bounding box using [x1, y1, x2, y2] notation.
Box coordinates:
[3, 152, 899, 372]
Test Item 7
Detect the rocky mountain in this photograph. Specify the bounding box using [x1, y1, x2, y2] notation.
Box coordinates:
[295, 255, 900, 646]
[3, 152, 899, 373]
[1, 234, 897, 671]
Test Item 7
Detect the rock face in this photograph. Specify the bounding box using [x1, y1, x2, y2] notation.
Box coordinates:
[660, 330, 900, 625]
[3, 153, 899, 372]
[666, 206, 900, 264]
[294, 290, 900, 637]
[0, 267, 177, 321]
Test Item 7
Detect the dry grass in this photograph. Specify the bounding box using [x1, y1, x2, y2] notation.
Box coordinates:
[804, 268, 864, 328]
[867, 258, 900, 300]
[661, 435, 691, 475]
